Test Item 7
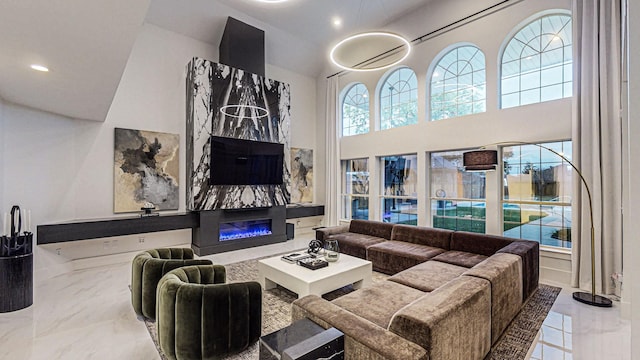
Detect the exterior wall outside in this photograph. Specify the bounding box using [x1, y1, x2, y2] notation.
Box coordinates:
[0, 23, 317, 280]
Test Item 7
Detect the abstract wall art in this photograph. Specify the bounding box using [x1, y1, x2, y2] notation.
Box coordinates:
[114, 128, 179, 213]
[290, 147, 313, 203]
[186, 58, 291, 210]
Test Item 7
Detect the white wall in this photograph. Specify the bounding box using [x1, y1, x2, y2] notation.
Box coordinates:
[266, 65, 319, 200]
[625, 0, 640, 351]
[314, 0, 573, 284]
[0, 23, 317, 279]
[0, 99, 4, 211]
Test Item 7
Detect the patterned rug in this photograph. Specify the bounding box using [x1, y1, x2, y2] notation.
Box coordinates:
[143, 256, 560, 360]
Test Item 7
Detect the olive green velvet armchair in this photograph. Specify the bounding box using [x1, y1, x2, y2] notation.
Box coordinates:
[131, 248, 212, 320]
[156, 265, 262, 359]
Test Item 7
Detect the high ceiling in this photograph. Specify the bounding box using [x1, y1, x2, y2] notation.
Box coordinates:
[0, 0, 151, 122]
[0, 0, 435, 122]
[145, 0, 434, 77]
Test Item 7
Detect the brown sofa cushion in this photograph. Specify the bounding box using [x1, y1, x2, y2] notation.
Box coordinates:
[329, 233, 386, 259]
[389, 276, 491, 360]
[431, 250, 488, 268]
[390, 224, 452, 249]
[366, 241, 446, 275]
[349, 219, 394, 240]
[291, 295, 428, 360]
[315, 224, 350, 242]
[388, 260, 468, 292]
[463, 253, 523, 345]
[497, 240, 539, 300]
[332, 281, 425, 329]
[450, 231, 514, 256]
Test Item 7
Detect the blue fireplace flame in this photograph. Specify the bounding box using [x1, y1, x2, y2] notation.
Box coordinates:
[219, 220, 272, 241]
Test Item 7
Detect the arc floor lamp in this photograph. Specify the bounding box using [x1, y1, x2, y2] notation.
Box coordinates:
[463, 142, 612, 307]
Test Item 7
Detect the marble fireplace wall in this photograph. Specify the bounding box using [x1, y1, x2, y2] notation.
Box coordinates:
[186, 57, 291, 210]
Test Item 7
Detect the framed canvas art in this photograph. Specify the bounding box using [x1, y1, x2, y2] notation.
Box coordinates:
[114, 128, 179, 213]
[290, 147, 313, 203]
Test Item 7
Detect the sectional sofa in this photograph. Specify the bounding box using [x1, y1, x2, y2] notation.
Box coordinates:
[291, 220, 539, 360]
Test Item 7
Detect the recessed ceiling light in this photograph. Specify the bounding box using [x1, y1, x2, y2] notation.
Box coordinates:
[254, 0, 289, 3]
[30, 64, 49, 72]
[332, 17, 342, 28]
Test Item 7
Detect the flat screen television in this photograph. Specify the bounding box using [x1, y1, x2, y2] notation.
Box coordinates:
[210, 136, 284, 186]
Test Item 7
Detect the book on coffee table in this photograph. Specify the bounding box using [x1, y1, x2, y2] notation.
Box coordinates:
[281, 252, 312, 264]
[297, 257, 329, 270]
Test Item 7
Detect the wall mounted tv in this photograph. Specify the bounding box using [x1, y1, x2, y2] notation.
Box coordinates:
[210, 136, 284, 186]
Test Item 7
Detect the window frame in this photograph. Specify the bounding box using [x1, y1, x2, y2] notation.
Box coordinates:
[379, 154, 418, 225]
[429, 149, 488, 233]
[340, 158, 370, 221]
[341, 83, 370, 137]
[500, 140, 573, 249]
[499, 11, 573, 109]
[429, 44, 487, 121]
[378, 67, 419, 131]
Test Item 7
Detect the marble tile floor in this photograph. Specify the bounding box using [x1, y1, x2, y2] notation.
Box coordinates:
[526, 286, 631, 360]
[0, 236, 631, 359]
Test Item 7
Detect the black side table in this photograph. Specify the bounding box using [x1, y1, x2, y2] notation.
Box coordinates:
[259, 318, 344, 360]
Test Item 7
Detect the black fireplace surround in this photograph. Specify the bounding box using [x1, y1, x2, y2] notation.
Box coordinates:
[192, 206, 286, 255]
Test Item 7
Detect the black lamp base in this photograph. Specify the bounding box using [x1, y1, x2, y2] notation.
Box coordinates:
[572, 291, 613, 307]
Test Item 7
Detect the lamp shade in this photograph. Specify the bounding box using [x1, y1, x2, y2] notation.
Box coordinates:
[463, 150, 498, 171]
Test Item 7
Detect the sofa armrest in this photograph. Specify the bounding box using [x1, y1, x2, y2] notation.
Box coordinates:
[315, 224, 350, 242]
[464, 253, 523, 344]
[389, 276, 491, 360]
[497, 240, 539, 300]
[292, 295, 427, 360]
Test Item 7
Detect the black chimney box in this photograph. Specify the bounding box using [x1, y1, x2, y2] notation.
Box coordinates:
[219, 17, 265, 77]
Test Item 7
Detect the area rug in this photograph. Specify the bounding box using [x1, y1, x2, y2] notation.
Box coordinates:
[143, 256, 560, 360]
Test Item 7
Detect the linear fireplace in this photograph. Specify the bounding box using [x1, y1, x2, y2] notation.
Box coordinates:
[192, 206, 286, 255]
[220, 219, 272, 241]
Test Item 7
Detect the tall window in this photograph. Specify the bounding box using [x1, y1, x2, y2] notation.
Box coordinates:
[502, 141, 573, 248]
[501, 13, 572, 108]
[380, 154, 418, 224]
[342, 83, 370, 136]
[379, 67, 418, 130]
[431, 45, 486, 120]
[341, 159, 369, 220]
[431, 150, 487, 233]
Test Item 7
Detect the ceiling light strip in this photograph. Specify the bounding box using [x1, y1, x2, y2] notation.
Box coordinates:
[30, 64, 49, 72]
[354, 46, 408, 69]
[327, 0, 523, 78]
[330, 32, 411, 72]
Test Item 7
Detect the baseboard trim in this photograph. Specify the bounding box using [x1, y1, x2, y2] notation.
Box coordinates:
[540, 265, 571, 286]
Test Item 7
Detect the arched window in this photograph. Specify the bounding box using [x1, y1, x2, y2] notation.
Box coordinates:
[430, 45, 486, 120]
[379, 67, 418, 130]
[342, 83, 370, 136]
[500, 13, 572, 108]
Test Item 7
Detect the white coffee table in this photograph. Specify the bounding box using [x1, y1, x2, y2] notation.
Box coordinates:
[257, 253, 372, 298]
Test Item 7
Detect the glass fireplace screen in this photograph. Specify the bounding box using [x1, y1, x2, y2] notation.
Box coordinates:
[219, 219, 272, 241]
